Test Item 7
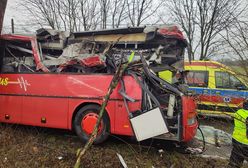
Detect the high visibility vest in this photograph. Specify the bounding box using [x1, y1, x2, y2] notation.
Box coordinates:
[159, 70, 173, 83]
[232, 109, 248, 145]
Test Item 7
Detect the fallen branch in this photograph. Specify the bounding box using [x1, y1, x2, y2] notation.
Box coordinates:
[74, 52, 135, 168]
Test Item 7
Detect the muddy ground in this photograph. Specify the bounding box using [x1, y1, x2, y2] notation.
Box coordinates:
[0, 118, 246, 168]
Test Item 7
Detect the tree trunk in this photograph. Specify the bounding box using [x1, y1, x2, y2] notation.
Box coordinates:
[74, 52, 134, 168]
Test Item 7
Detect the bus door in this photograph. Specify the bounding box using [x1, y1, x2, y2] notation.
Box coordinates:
[0, 42, 23, 123]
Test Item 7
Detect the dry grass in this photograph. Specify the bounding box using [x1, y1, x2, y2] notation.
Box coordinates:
[0, 123, 229, 168]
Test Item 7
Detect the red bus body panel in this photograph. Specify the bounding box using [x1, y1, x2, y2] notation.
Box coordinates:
[0, 74, 141, 136]
[0, 34, 198, 142]
[182, 96, 198, 142]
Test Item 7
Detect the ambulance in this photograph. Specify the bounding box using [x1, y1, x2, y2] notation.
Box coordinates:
[184, 61, 248, 117]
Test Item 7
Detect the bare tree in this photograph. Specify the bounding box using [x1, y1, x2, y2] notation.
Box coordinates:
[21, 0, 88, 32]
[197, 0, 242, 60]
[20, 0, 163, 31]
[80, 0, 100, 31]
[222, 19, 248, 76]
[22, 0, 59, 30]
[110, 0, 127, 28]
[167, 0, 198, 60]
[98, 0, 110, 29]
[167, 0, 244, 60]
[126, 0, 161, 27]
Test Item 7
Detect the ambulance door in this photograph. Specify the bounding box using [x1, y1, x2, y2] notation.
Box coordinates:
[186, 70, 213, 114]
[214, 71, 247, 115]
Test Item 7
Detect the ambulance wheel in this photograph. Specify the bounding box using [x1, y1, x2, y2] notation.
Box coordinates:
[73, 104, 110, 144]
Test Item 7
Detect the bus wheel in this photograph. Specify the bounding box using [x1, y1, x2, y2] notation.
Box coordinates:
[73, 104, 110, 144]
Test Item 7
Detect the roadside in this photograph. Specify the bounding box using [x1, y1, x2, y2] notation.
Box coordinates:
[0, 122, 231, 168]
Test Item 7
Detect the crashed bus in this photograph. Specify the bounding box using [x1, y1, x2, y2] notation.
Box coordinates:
[0, 26, 198, 144]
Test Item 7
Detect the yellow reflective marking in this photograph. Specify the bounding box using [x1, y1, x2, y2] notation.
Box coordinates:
[0, 77, 9, 86]
[197, 109, 235, 117]
[198, 102, 239, 108]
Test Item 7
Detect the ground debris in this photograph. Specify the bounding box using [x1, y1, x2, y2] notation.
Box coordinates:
[0, 124, 231, 168]
[196, 125, 232, 146]
[116, 153, 128, 168]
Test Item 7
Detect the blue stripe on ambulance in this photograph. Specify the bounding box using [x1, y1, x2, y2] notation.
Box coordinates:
[188, 87, 248, 98]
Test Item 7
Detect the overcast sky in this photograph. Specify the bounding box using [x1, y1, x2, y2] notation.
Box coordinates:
[2, 0, 171, 34]
[3, 0, 247, 61]
[3, 0, 37, 34]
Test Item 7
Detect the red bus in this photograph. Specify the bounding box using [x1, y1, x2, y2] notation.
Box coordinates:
[0, 26, 198, 144]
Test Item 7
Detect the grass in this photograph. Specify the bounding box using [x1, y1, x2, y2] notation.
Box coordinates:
[0, 123, 231, 168]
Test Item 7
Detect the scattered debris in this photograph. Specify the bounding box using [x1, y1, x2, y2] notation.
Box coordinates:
[116, 153, 128, 168]
[32, 146, 39, 153]
[57, 156, 63, 160]
[1, 26, 187, 77]
[158, 149, 164, 153]
[195, 125, 232, 146]
[185, 147, 203, 154]
[198, 154, 228, 160]
[158, 149, 164, 157]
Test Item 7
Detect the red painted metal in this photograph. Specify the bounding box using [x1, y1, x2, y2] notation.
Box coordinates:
[0, 34, 197, 142]
[182, 96, 198, 142]
[0, 73, 142, 134]
[0, 72, 197, 141]
[1, 34, 49, 72]
[82, 113, 103, 135]
[80, 55, 105, 67]
[199, 95, 244, 106]
[158, 26, 185, 40]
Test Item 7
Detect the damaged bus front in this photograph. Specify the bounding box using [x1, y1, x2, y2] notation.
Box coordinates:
[0, 26, 197, 143]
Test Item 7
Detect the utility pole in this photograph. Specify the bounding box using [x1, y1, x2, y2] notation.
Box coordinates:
[11, 18, 14, 34]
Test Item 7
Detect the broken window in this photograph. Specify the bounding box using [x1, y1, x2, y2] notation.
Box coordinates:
[0, 39, 36, 73]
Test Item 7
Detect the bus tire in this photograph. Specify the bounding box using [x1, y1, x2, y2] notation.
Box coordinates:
[73, 104, 110, 144]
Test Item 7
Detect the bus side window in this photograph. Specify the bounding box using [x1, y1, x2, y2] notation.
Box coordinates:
[1, 41, 36, 73]
[186, 71, 208, 87]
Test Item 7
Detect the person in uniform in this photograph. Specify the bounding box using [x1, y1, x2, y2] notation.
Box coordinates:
[228, 100, 248, 168]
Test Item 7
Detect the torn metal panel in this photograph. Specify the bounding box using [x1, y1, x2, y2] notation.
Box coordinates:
[71, 25, 187, 45]
[59, 43, 84, 58]
[130, 107, 169, 141]
[36, 28, 70, 50]
[73, 27, 145, 37]
[71, 33, 147, 43]
[42, 42, 106, 69]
